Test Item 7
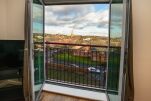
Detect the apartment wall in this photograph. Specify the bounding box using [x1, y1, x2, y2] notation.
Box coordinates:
[0, 0, 7, 38]
[0, 0, 25, 40]
[132, 0, 151, 101]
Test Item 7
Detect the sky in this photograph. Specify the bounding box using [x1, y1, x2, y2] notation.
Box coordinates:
[33, 4, 123, 37]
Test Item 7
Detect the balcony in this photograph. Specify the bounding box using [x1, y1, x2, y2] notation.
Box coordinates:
[34, 42, 120, 92]
[45, 42, 107, 90]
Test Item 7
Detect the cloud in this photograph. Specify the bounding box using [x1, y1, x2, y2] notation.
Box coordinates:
[46, 5, 94, 17]
[33, 3, 123, 37]
[72, 10, 109, 29]
[45, 5, 95, 25]
[45, 4, 109, 36]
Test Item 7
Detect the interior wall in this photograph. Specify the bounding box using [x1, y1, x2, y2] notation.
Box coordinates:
[0, 0, 25, 40]
[132, 0, 151, 101]
[0, 0, 7, 38]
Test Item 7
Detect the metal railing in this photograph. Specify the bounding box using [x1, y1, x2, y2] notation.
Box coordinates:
[45, 42, 120, 90]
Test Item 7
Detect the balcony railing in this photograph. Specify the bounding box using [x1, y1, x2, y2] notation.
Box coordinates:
[43, 42, 120, 91]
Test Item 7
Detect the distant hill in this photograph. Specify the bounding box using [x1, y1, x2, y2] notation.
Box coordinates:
[33, 33, 121, 47]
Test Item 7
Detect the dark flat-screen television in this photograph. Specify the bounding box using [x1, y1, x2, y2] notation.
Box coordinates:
[0, 40, 25, 70]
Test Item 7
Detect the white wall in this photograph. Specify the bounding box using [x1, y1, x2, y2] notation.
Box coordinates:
[0, 0, 7, 38]
[0, 0, 25, 40]
[133, 0, 151, 101]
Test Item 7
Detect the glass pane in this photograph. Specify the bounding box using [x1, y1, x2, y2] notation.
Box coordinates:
[107, 1, 123, 101]
[33, 0, 44, 99]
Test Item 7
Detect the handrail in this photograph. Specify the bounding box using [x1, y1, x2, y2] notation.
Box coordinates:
[34, 41, 121, 48]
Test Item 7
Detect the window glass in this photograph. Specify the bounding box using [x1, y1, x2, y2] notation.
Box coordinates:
[107, 1, 124, 101]
[33, 0, 44, 99]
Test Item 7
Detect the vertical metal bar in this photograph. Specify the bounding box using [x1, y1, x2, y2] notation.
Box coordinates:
[51, 48, 53, 80]
[45, 46, 48, 79]
[82, 49, 85, 86]
[38, 50, 41, 83]
[103, 51, 106, 88]
[74, 49, 76, 84]
[71, 49, 73, 83]
[70, 49, 72, 83]
[52, 48, 54, 80]
[78, 50, 80, 85]
[85, 49, 90, 86]
[51, 48, 54, 80]
[99, 51, 101, 88]
[56, 48, 58, 81]
[92, 48, 98, 87]
[113, 49, 115, 89]
[95, 50, 97, 88]
[49, 47, 51, 79]
[90, 50, 92, 87]
[64, 47, 66, 82]
[58, 48, 60, 81]
[48, 47, 50, 79]
[67, 47, 69, 83]
[115, 49, 118, 90]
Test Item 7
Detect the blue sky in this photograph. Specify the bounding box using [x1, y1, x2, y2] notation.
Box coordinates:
[33, 4, 123, 37]
[95, 4, 109, 11]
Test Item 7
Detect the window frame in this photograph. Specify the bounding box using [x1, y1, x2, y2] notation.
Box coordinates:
[31, 0, 129, 101]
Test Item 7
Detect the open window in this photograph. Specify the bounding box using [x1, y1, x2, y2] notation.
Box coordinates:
[32, 0, 45, 100]
[29, 0, 130, 101]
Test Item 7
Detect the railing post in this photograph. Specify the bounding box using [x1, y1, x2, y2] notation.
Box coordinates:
[46, 45, 48, 79]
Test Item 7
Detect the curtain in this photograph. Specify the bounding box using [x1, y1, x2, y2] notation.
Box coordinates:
[124, 0, 134, 101]
[23, 0, 32, 101]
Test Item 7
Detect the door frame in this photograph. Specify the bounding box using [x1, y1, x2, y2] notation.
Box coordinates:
[29, 0, 128, 101]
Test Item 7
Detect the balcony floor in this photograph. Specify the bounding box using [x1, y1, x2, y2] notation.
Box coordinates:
[40, 91, 96, 101]
[41, 83, 107, 101]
